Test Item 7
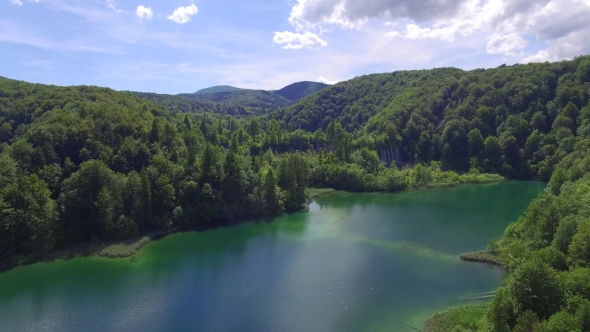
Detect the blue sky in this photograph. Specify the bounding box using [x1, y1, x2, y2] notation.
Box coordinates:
[1, 0, 589, 94]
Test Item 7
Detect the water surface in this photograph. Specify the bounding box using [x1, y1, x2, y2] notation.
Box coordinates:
[0, 181, 545, 332]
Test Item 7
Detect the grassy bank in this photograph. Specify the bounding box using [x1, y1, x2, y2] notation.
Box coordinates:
[459, 251, 509, 271]
[306, 188, 337, 198]
[1, 230, 174, 272]
[424, 305, 489, 332]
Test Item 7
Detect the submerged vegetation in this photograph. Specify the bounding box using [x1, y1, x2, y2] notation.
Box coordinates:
[0, 54, 590, 330]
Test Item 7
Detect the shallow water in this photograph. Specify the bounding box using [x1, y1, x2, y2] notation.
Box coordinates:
[0, 181, 545, 332]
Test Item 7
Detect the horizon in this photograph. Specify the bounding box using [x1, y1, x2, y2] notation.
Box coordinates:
[2, 0, 590, 94]
[4, 58, 582, 95]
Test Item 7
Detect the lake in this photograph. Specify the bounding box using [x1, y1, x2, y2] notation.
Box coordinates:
[0, 181, 545, 332]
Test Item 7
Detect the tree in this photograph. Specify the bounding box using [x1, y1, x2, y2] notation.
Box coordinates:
[60, 160, 124, 241]
[541, 310, 581, 332]
[441, 119, 469, 170]
[508, 259, 565, 320]
[483, 135, 503, 173]
[488, 287, 515, 332]
[0, 172, 59, 260]
[512, 311, 540, 332]
[468, 128, 485, 161]
[149, 119, 160, 143]
[569, 219, 590, 267]
[221, 136, 246, 218]
[263, 169, 282, 215]
[552, 216, 579, 255]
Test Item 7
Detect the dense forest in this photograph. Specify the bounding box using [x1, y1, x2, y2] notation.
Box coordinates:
[129, 91, 252, 115]
[0, 76, 490, 268]
[1, 55, 590, 331]
[273, 57, 590, 182]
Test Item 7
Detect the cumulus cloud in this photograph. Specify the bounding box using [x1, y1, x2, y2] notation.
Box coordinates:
[288, 0, 465, 30]
[167, 4, 198, 24]
[286, 0, 590, 61]
[524, 27, 590, 62]
[486, 33, 527, 56]
[136, 5, 153, 20]
[273, 31, 327, 49]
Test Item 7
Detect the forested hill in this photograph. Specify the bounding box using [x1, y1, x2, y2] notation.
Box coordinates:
[130, 91, 253, 116]
[273, 56, 590, 180]
[273, 58, 590, 133]
[273, 81, 329, 101]
[194, 85, 243, 94]
[178, 89, 293, 113]
[130, 81, 329, 116]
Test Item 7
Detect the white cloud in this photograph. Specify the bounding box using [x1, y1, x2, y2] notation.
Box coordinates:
[486, 33, 527, 56]
[273, 31, 327, 49]
[524, 27, 590, 62]
[136, 5, 153, 20]
[286, 0, 590, 62]
[317, 76, 338, 84]
[287, 0, 465, 30]
[167, 4, 198, 24]
[11, 0, 23, 5]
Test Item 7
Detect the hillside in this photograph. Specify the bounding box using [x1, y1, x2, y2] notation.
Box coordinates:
[129, 81, 329, 116]
[273, 81, 329, 101]
[129, 91, 252, 116]
[194, 85, 243, 94]
[273, 57, 590, 179]
[179, 90, 292, 112]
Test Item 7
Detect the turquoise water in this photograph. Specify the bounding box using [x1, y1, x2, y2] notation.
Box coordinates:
[0, 181, 545, 331]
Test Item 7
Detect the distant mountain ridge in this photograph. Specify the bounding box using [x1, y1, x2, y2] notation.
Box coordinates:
[274, 81, 329, 101]
[131, 81, 330, 115]
[194, 85, 243, 94]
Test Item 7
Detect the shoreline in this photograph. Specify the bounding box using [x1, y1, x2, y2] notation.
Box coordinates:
[459, 251, 509, 271]
[0, 179, 505, 275]
[422, 252, 507, 331]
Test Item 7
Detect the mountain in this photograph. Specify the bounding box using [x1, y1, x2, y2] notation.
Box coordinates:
[273, 58, 590, 136]
[130, 81, 329, 115]
[179, 90, 292, 112]
[272, 55, 590, 179]
[273, 81, 329, 101]
[194, 85, 243, 94]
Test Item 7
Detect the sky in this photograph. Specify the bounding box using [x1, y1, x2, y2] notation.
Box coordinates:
[1, 0, 590, 94]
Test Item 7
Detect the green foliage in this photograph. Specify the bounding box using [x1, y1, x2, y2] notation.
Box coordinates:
[540, 310, 581, 332]
[569, 219, 590, 267]
[512, 310, 540, 332]
[424, 305, 488, 332]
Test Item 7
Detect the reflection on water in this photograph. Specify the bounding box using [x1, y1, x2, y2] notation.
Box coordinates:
[0, 181, 545, 332]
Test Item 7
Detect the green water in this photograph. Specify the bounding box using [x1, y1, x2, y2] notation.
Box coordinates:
[0, 181, 545, 332]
